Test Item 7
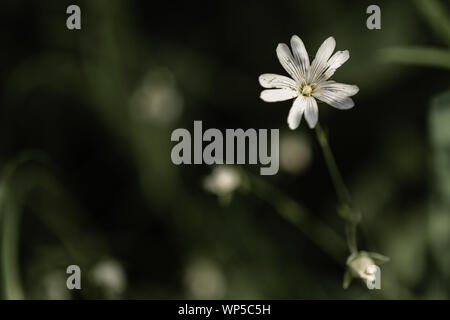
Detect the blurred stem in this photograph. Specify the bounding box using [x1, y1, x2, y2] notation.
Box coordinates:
[413, 0, 450, 47]
[0, 153, 40, 300]
[344, 222, 357, 255]
[315, 123, 359, 254]
[0, 190, 24, 300]
[245, 170, 347, 264]
[380, 47, 450, 70]
[0, 151, 55, 299]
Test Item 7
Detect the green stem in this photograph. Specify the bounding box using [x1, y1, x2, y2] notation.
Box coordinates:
[345, 223, 357, 255]
[315, 123, 351, 205]
[315, 123, 359, 254]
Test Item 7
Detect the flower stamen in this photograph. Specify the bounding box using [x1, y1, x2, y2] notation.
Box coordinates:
[301, 85, 313, 97]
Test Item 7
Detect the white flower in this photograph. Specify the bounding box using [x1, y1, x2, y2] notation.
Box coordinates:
[203, 167, 241, 196]
[259, 35, 359, 129]
[90, 259, 127, 298]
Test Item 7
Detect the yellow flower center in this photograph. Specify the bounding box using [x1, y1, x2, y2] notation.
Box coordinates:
[301, 85, 313, 97]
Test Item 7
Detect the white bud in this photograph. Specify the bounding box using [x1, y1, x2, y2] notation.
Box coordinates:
[203, 167, 241, 196]
[347, 253, 377, 282]
[90, 259, 127, 299]
[366, 264, 377, 275]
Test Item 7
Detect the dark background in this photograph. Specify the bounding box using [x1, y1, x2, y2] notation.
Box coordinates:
[0, 0, 449, 299]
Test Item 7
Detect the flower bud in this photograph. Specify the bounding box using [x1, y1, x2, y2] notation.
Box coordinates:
[203, 167, 241, 196]
[348, 253, 377, 281]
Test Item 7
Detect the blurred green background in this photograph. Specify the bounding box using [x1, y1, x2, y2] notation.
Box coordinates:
[0, 0, 449, 299]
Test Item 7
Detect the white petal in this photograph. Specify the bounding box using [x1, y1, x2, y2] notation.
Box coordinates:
[318, 81, 359, 96]
[287, 95, 307, 130]
[313, 81, 357, 109]
[324, 50, 349, 79]
[327, 50, 349, 70]
[310, 37, 336, 80]
[260, 88, 298, 102]
[259, 73, 297, 89]
[314, 37, 336, 65]
[290, 35, 310, 75]
[304, 97, 318, 128]
[313, 84, 356, 110]
[323, 96, 354, 110]
[276, 43, 302, 82]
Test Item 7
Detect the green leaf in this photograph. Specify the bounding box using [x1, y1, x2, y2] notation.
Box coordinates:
[380, 47, 450, 70]
[429, 90, 450, 281]
[413, 0, 450, 47]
